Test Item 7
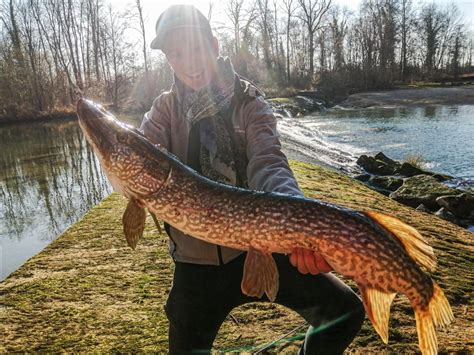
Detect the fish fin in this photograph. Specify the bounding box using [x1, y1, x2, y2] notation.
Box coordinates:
[413, 281, 453, 355]
[241, 248, 279, 302]
[359, 285, 396, 344]
[122, 199, 146, 250]
[414, 307, 437, 355]
[365, 211, 437, 271]
[429, 281, 454, 329]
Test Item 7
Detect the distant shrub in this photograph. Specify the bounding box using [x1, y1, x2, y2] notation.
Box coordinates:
[404, 153, 425, 168]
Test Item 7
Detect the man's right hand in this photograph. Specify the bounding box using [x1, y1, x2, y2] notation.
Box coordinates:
[289, 248, 333, 275]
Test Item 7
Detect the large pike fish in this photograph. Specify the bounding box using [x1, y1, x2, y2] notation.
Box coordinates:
[77, 98, 453, 354]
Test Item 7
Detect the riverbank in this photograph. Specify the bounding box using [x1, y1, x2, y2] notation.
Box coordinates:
[0, 110, 77, 125]
[335, 85, 474, 109]
[1, 85, 473, 125]
[1, 161, 472, 353]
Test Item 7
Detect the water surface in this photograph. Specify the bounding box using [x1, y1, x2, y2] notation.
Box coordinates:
[2, 105, 473, 280]
[0, 119, 111, 280]
[279, 105, 474, 180]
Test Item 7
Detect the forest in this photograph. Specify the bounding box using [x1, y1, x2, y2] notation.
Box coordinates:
[0, 0, 472, 118]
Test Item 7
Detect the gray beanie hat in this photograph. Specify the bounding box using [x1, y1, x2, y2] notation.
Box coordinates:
[150, 5, 213, 50]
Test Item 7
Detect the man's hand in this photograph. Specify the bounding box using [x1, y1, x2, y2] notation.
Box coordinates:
[289, 248, 333, 275]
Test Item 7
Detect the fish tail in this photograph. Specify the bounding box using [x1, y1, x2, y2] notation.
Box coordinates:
[429, 281, 454, 329]
[414, 307, 437, 355]
[414, 282, 454, 355]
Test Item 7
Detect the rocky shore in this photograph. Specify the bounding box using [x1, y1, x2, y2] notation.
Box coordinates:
[268, 85, 474, 116]
[268, 94, 326, 117]
[355, 152, 474, 231]
[336, 85, 474, 109]
[267, 86, 474, 232]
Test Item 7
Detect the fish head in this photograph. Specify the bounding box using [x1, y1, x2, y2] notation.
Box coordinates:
[77, 99, 169, 199]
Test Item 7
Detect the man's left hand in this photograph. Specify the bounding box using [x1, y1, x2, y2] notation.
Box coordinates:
[289, 248, 333, 275]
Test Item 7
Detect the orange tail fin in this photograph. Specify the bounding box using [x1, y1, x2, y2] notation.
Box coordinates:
[414, 282, 454, 355]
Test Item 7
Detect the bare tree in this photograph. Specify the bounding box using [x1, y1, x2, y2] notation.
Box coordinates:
[419, 3, 446, 73]
[224, 0, 245, 55]
[256, 0, 274, 70]
[281, 0, 297, 82]
[328, 5, 348, 71]
[297, 0, 332, 78]
[398, 0, 415, 79]
[135, 0, 148, 73]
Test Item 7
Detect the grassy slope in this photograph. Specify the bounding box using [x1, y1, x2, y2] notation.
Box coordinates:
[1, 161, 472, 353]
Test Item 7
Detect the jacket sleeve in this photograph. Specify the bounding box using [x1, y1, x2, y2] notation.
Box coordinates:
[243, 95, 304, 197]
[139, 93, 172, 149]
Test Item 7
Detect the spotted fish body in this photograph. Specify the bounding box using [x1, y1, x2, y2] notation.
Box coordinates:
[77, 99, 453, 355]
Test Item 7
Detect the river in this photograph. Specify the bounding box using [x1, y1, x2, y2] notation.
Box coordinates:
[279, 105, 474, 180]
[1, 104, 473, 280]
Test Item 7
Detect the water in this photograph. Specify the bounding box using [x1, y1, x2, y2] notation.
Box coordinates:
[278, 105, 474, 180]
[0, 119, 112, 281]
[1, 105, 473, 280]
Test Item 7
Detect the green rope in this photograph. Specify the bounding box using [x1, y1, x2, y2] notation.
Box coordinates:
[220, 310, 354, 353]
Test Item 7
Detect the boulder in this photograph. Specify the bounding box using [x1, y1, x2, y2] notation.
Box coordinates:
[436, 193, 474, 219]
[293, 95, 325, 112]
[354, 174, 371, 182]
[394, 162, 453, 181]
[434, 207, 458, 224]
[416, 204, 433, 214]
[389, 175, 461, 209]
[431, 173, 454, 182]
[368, 175, 404, 193]
[395, 162, 428, 177]
[374, 152, 401, 168]
[268, 96, 325, 117]
[356, 154, 397, 175]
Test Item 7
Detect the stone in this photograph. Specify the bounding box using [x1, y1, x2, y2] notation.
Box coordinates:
[436, 193, 474, 219]
[356, 154, 397, 175]
[389, 175, 461, 209]
[432, 173, 453, 182]
[416, 204, 433, 214]
[374, 152, 401, 168]
[396, 162, 429, 177]
[369, 175, 404, 192]
[354, 174, 371, 182]
[435, 207, 458, 224]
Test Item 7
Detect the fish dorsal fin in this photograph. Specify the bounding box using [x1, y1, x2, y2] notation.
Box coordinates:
[365, 211, 437, 271]
[359, 284, 396, 344]
[122, 199, 146, 250]
[241, 248, 279, 302]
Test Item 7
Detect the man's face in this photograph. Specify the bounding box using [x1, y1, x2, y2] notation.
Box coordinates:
[161, 28, 219, 91]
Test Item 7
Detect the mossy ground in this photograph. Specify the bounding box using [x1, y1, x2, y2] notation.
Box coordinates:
[1, 161, 472, 353]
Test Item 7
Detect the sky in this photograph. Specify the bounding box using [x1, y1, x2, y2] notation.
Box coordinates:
[114, 0, 473, 49]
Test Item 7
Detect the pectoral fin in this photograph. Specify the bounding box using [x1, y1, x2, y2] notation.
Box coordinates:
[359, 284, 396, 344]
[241, 248, 279, 302]
[122, 199, 146, 250]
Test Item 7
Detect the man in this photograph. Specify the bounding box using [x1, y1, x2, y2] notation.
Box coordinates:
[141, 5, 364, 354]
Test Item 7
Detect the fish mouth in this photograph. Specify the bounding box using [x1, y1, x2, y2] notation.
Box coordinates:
[76, 99, 111, 127]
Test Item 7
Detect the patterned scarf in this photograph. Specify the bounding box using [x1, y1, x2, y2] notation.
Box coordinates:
[178, 57, 247, 187]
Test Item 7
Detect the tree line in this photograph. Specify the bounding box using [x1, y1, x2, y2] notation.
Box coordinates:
[0, 0, 472, 118]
